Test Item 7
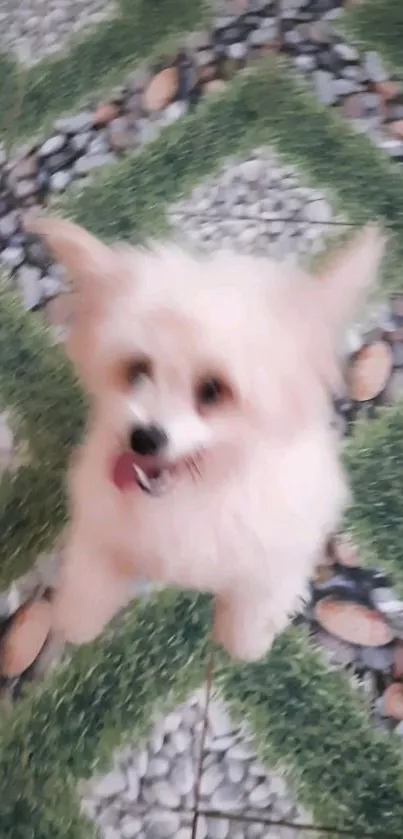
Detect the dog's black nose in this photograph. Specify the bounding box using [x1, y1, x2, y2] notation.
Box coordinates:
[129, 424, 168, 457]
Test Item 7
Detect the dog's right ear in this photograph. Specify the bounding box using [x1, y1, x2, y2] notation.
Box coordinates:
[24, 215, 126, 310]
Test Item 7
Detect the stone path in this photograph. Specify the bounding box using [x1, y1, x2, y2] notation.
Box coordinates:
[3, 0, 403, 837]
[80, 693, 310, 839]
[0, 0, 117, 64]
[170, 147, 339, 259]
[0, 0, 402, 319]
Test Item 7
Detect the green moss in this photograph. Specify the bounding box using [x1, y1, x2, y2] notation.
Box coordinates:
[0, 0, 210, 144]
[3, 47, 403, 839]
[1, 590, 403, 838]
[0, 590, 210, 839]
[343, 0, 403, 78]
[221, 627, 403, 836]
[60, 56, 403, 289]
[344, 404, 403, 594]
[0, 286, 84, 586]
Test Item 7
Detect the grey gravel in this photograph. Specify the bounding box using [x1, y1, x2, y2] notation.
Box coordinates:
[16, 264, 42, 309]
[50, 170, 72, 192]
[0, 0, 118, 65]
[55, 112, 94, 135]
[364, 50, 388, 83]
[170, 148, 341, 260]
[80, 694, 311, 839]
[38, 135, 66, 158]
[313, 70, 337, 106]
[1, 246, 24, 269]
[74, 152, 116, 175]
[334, 42, 359, 63]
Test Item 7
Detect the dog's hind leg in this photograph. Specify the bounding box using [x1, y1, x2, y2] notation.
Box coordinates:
[213, 590, 278, 662]
[51, 524, 133, 645]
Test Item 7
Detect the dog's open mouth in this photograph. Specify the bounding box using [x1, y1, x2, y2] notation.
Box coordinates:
[111, 451, 201, 496]
[132, 461, 174, 496]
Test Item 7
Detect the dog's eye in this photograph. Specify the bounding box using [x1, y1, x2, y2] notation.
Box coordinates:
[126, 358, 152, 386]
[196, 377, 227, 408]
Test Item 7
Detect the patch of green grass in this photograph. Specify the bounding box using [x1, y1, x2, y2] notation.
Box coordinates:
[61, 56, 403, 290]
[0, 0, 210, 144]
[343, 0, 403, 78]
[345, 404, 403, 594]
[1, 589, 403, 839]
[0, 285, 84, 586]
[4, 50, 403, 839]
[0, 590, 210, 839]
[221, 627, 403, 836]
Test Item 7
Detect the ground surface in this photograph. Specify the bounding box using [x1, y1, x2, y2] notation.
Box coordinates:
[2, 1, 403, 838]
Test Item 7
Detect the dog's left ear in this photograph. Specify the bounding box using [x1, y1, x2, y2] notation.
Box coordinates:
[24, 215, 125, 307]
[313, 223, 386, 334]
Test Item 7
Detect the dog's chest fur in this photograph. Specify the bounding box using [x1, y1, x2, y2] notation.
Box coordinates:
[70, 424, 348, 596]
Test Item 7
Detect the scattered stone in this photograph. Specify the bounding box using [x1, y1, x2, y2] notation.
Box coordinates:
[144, 810, 180, 838]
[14, 179, 37, 201]
[55, 112, 94, 134]
[125, 767, 140, 801]
[121, 816, 142, 838]
[348, 341, 393, 402]
[107, 117, 135, 152]
[16, 264, 42, 310]
[393, 642, 403, 680]
[171, 728, 191, 753]
[89, 133, 110, 155]
[208, 701, 233, 738]
[143, 67, 178, 113]
[93, 102, 119, 126]
[148, 756, 169, 778]
[12, 155, 37, 180]
[162, 101, 188, 124]
[1, 245, 24, 269]
[333, 42, 358, 63]
[0, 600, 51, 678]
[154, 780, 181, 809]
[228, 41, 247, 60]
[207, 819, 229, 839]
[211, 782, 244, 811]
[249, 781, 273, 808]
[170, 757, 195, 796]
[358, 644, 395, 672]
[38, 134, 66, 157]
[313, 70, 337, 106]
[390, 120, 403, 141]
[316, 629, 357, 666]
[71, 132, 92, 154]
[0, 211, 18, 240]
[375, 80, 400, 101]
[50, 170, 72, 192]
[383, 683, 403, 721]
[200, 763, 224, 797]
[0, 0, 117, 66]
[364, 51, 388, 83]
[305, 197, 333, 224]
[332, 533, 360, 568]
[315, 599, 395, 647]
[93, 769, 127, 799]
[204, 79, 227, 95]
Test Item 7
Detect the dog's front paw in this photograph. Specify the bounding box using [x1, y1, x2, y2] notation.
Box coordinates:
[51, 587, 106, 645]
[213, 596, 276, 662]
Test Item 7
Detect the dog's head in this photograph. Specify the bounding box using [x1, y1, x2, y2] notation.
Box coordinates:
[29, 217, 384, 494]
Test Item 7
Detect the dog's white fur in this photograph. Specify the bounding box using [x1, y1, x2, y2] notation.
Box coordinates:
[30, 217, 384, 660]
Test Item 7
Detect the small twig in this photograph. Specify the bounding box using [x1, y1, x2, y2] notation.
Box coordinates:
[190, 644, 215, 839]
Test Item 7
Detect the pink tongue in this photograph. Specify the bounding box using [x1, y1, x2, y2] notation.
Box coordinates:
[111, 451, 137, 491]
